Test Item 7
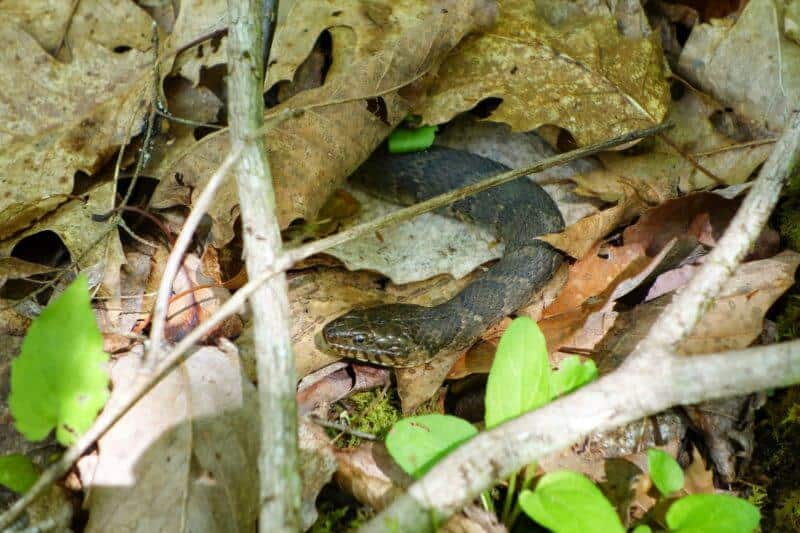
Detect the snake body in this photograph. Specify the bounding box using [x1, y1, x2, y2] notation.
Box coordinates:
[321, 147, 565, 367]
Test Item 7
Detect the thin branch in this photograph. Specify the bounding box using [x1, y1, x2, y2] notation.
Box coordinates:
[0, 123, 669, 528]
[226, 0, 301, 531]
[362, 110, 800, 531]
[146, 147, 242, 367]
[361, 340, 800, 532]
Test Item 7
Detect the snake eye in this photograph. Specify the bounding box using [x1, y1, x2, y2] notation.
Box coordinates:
[353, 334, 366, 344]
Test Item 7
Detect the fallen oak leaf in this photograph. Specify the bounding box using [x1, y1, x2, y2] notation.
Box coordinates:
[416, 0, 671, 145]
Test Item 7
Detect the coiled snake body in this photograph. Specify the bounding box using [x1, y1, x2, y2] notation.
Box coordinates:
[322, 147, 564, 367]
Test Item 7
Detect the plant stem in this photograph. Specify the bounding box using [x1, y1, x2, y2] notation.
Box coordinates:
[226, 0, 301, 531]
[501, 471, 517, 527]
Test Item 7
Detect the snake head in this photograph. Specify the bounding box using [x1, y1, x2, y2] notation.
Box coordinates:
[320, 304, 436, 367]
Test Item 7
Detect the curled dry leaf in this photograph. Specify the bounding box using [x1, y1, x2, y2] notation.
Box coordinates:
[417, 0, 671, 145]
[334, 442, 410, 511]
[678, 0, 800, 133]
[298, 421, 338, 530]
[152, 0, 496, 243]
[574, 92, 774, 205]
[0, 181, 125, 298]
[543, 90, 774, 258]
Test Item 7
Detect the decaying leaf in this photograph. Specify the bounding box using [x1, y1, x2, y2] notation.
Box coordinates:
[574, 92, 774, 205]
[325, 186, 502, 284]
[82, 346, 260, 532]
[0, 21, 151, 239]
[0, 181, 125, 298]
[152, 0, 496, 244]
[417, 0, 671, 145]
[678, 0, 800, 133]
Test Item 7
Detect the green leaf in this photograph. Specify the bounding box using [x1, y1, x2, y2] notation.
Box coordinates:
[9, 275, 109, 445]
[631, 526, 652, 533]
[666, 494, 760, 533]
[0, 454, 39, 494]
[485, 316, 551, 428]
[518, 471, 625, 533]
[647, 449, 684, 496]
[388, 125, 437, 153]
[551, 356, 598, 396]
[385, 414, 477, 479]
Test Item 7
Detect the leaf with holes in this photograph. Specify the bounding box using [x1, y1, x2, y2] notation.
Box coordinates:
[9, 275, 109, 445]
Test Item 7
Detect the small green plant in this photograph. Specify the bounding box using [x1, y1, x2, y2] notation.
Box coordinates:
[383, 317, 760, 531]
[9, 274, 110, 448]
[385, 317, 597, 526]
[0, 454, 39, 494]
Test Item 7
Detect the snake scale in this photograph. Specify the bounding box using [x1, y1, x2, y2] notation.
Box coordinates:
[321, 146, 565, 367]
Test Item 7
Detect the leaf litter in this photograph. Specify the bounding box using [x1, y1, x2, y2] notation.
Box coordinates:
[1, 0, 799, 529]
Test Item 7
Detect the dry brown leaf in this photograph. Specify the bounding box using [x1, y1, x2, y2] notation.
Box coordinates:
[298, 421, 338, 530]
[678, 0, 800, 133]
[333, 442, 410, 511]
[163, 253, 242, 342]
[678, 251, 800, 354]
[417, 0, 670, 145]
[540, 189, 646, 259]
[152, 0, 496, 239]
[574, 92, 774, 205]
[0, 181, 125, 297]
[166, 0, 228, 84]
[0, 20, 152, 239]
[5, 0, 154, 58]
[544, 242, 647, 317]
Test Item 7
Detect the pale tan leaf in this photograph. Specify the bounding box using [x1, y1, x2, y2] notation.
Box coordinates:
[678, 0, 800, 132]
[83, 347, 260, 532]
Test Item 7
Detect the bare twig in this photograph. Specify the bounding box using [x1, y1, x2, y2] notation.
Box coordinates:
[361, 339, 800, 532]
[146, 147, 242, 366]
[0, 123, 670, 528]
[226, 1, 301, 531]
[307, 415, 378, 441]
[362, 111, 800, 531]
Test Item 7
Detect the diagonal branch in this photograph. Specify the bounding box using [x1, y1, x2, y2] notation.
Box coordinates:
[0, 123, 667, 530]
[362, 111, 800, 531]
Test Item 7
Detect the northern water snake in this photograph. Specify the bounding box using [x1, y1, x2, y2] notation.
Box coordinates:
[321, 146, 565, 367]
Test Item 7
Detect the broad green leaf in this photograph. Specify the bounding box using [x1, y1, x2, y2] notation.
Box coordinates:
[388, 125, 437, 153]
[485, 317, 551, 428]
[9, 275, 109, 445]
[519, 471, 624, 533]
[666, 494, 760, 533]
[647, 449, 684, 496]
[385, 414, 477, 479]
[0, 454, 39, 494]
[551, 356, 598, 396]
[631, 526, 652, 533]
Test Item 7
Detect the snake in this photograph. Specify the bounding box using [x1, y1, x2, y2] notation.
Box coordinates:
[320, 146, 565, 367]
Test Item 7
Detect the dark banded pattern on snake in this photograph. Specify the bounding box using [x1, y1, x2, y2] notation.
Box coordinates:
[321, 146, 564, 367]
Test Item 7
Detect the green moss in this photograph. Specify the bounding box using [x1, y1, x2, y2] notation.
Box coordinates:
[775, 489, 800, 532]
[333, 389, 402, 447]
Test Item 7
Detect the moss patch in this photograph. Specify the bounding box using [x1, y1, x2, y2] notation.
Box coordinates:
[332, 388, 402, 447]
